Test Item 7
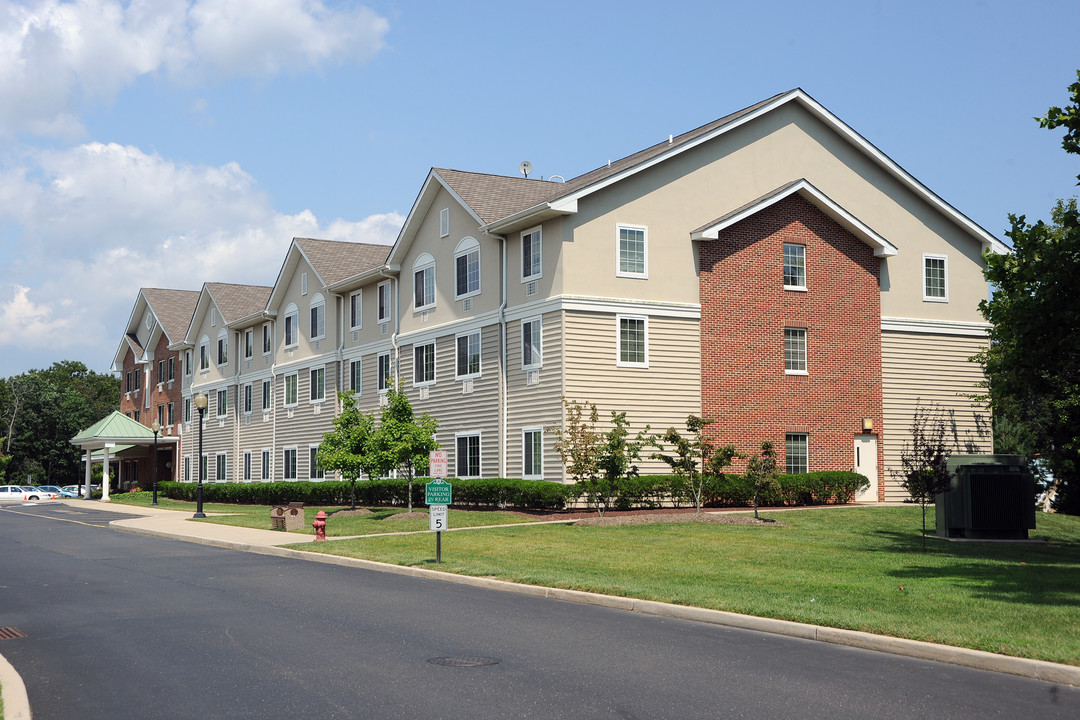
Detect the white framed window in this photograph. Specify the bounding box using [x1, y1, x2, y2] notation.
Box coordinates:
[215, 452, 227, 482]
[125, 371, 132, 393]
[158, 360, 165, 384]
[185, 350, 192, 376]
[310, 367, 325, 402]
[784, 328, 808, 374]
[168, 357, 175, 381]
[199, 338, 209, 371]
[200, 454, 208, 483]
[616, 224, 648, 278]
[377, 352, 392, 392]
[349, 291, 362, 330]
[783, 243, 806, 290]
[217, 330, 228, 366]
[300, 272, 308, 296]
[923, 254, 948, 302]
[262, 379, 271, 412]
[261, 449, 271, 480]
[309, 445, 324, 479]
[413, 254, 436, 311]
[283, 447, 297, 480]
[454, 237, 481, 299]
[210, 307, 217, 327]
[309, 294, 326, 340]
[521, 226, 542, 282]
[786, 433, 809, 474]
[216, 388, 228, 418]
[522, 317, 542, 369]
[134, 369, 141, 391]
[456, 433, 481, 478]
[617, 315, 648, 368]
[243, 451, 252, 481]
[157, 403, 165, 427]
[350, 359, 362, 394]
[284, 373, 298, 407]
[243, 383, 252, 414]
[440, 207, 450, 237]
[167, 402, 175, 425]
[183, 455, 191, 482]
[523, 428, 543, 479]
[184, 397, 191, 424]
[456, 331, 481, 379]
[262, 323, 272, 354]
[414, 342, 435, 386]
[284, 304, 299, 348]
[377, 281, 391, 323]
[244, 329, 253, 359]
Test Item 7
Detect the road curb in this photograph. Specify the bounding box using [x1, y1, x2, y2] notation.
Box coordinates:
[0, 649, 32, 720]
[112, 520, 1080, 687]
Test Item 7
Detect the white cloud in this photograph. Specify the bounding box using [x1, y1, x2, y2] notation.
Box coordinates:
[0, 0, 389, 137]
[0, 142, 403, 374]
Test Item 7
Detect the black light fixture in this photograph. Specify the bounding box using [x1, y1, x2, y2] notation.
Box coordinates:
[193, 392, 208, 519]
[151, 420, 161, 506]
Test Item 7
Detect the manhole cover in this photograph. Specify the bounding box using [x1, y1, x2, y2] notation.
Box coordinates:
[428, 656, 499, 667]
[0, 627, 26, 640]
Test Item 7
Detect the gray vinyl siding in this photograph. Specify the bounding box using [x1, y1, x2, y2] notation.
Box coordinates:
[563, 310, 701, 477]
[401, 326, 501, 478]
[881, 330, 993, 501]
[272, 362, 337, 480]
[505, 311, 564, 481]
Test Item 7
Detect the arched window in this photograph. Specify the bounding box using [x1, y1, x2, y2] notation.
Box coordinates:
[454, 237, 480, 299]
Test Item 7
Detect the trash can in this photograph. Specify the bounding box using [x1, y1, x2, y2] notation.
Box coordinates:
[270, 501, 306, 531]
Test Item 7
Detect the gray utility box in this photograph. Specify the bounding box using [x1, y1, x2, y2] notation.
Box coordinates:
[935, 455, 1035, 539]
[270, 502, 306, 531]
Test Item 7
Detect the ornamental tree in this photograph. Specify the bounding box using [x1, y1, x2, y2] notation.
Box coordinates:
[316, 391, 377, 509]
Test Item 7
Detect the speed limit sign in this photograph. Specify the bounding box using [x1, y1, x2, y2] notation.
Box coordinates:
[429, 504, 448, 532]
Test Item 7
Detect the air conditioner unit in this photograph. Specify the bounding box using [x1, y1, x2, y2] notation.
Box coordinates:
[935, 455, 1036, 539]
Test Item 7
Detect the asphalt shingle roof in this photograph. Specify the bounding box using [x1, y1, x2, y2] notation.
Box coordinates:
[141, 288, 200, 343]
[295, 238, 391, 286]
[205, 283, 272, 324]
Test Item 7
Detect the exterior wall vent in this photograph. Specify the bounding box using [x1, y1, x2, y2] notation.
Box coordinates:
[381, 323, 389, 335]
[419, 386, 430, 400]
[463, 298, 473, 312]
[526, 281, 538, 296]
[527, 370, 540, 386]
[462, 379, 474, 394]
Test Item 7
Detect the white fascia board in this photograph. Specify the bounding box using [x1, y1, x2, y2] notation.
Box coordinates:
[691, 179, 898, 257]
[500, 294, 701, 324]
[881, 316, 991, 337]
[327, 264, 394, 294]
[264, 240, 303, 313]
[294, 245, 329, 293]
[387, 170, 486, 267]
[484, 200, 576, 234]
[182, 286, 213, 345]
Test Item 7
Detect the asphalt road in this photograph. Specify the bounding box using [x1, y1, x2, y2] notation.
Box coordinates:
[1, 503, 1076, 719]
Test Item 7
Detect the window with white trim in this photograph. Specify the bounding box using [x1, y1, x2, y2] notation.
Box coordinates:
[215, 452, 227, 482]
[455, 237, 480, 299]
[184, 455, 191, 482]
[522, 318, 542, 369]
[217, 329, 228, 366]
[244, 329, 253, 359]
[349, 291, 362, 330]
[617, 315, 648, 368]
[167, 402, 174, 425]
[184, 397, 191, 423]
[456, 331, 481, 379]
[125, 371, 132, 392]
[786, 433, 808, 474]
[783, 243, 806, 290]
[284, 304, 299, 348]
[262, 379, 271, 412]
[377, 281, 391, 323]
[310, 294, 326, 341]
[262, 323, 272, 354]
[168, 357, 175, 381]
[440, 207, 450, 237]
[300, 272, 308, 296]
[283, 447, 297, 480]
[784, 328, 807, 374]
[284, 373, 298, 407]
[243, 451, 252, 481]
[200, 339, 209, 370]
[617, 224, 647, 278]
[261, 449, 271, 480]
[309, 445, 324, 479]
[521, 227, 542, 282]
[217, 388, 228, 418]
[456, 433, 480, 478]
[377, 352, 391, 392]
[923, 254, 948, 301]
[185, 350, 192, 376]
[243, 383, 252, 414]
[158, 360, 165, 384]
[414, 342, 435, 385]
[350, 359, 362, 394]
[157, 404, 165, 427]
[199, 454, 208, 482]
[310, 367, 325, 402]
[523, 428, 543, 479]
[210, 308, 216, 326]
[413, 254, 435, 311]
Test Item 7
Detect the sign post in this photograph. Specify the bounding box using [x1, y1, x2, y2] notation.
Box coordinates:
[425, 474, 452, 564]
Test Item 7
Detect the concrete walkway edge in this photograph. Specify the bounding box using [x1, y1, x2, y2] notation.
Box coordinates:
[0, 648, 32, 720]
[111, 518, 1080, 688]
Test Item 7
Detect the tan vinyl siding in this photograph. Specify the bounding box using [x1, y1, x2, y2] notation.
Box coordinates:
[563, 310, 701, 477]
[273, 363, 337, 480]
[881, 330, 992, 501]
[506, 311, 565, 482]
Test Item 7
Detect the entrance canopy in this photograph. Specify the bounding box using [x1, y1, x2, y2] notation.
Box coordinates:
[70, 411, 178, 501]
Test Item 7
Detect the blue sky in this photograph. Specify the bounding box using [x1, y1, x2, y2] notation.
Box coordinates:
[0, 0, 1077, 379]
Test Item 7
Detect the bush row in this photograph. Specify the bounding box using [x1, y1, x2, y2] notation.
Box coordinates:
[159, 470, 866, 511]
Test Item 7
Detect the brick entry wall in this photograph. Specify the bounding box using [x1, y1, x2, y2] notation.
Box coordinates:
[699, 193, 884, 495]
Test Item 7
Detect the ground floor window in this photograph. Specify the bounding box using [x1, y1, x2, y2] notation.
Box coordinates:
[523, 428, 542, 479]
[261, 449, 271, 480]
[456, 433, 480, 478]
[309, 445, 324, 479]
[244, 451, 252, 481]
[786, 433, 808, 474]
[216, 453, 227, 482]
[284, 447, 297, 480]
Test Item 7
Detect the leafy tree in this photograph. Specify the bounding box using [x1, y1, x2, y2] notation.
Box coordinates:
[317, 391, 378, 509]
[892, 402, 953, 551]
[595, 411, 650, 516]
[651, 415, 738, 513]
[368, 381, 438, 513]
[975, 72, 1080, 514]
[549, 399, 601, 507]
[744, 440, 779, 520]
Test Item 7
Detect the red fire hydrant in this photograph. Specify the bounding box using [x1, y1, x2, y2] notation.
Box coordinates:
[313, 510, 327, 541]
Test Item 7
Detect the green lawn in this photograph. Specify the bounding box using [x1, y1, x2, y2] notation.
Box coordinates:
[286, 506, 1080, 666]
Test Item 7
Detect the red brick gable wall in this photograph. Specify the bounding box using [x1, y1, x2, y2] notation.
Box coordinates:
[699, 193, 883, 489]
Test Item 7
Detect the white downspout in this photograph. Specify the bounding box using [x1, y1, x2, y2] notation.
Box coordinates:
[485, 231, 508, 478]
[379, 267, 400, 381]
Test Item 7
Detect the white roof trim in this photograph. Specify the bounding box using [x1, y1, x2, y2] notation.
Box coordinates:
[691, 179, 899, 258]
[387, 170, 486, 266]
[881, 316, 991, 337]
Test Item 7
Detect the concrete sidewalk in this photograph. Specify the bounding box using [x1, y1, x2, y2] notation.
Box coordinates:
[15, 499, 1080, 693]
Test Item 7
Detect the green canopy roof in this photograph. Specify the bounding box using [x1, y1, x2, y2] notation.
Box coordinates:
[70, 411, 178, 450]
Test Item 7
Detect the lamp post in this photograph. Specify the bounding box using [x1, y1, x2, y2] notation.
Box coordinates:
[151, 420, 161, 506]
[193, 391, 208, 519]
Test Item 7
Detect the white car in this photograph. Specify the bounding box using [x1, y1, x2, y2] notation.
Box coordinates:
[21, 486, 59, 500]
[0, 485, 32, 501]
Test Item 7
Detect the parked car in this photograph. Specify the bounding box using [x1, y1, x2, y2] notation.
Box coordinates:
[59, 485, 84, 497]
[0, 484, 31, 501]
[22, 486, 59, 500]
[38, 485, 78, 498]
